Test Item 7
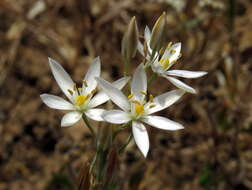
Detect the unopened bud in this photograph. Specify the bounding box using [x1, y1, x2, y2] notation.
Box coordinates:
[121, 16, 139, 61]
[150, 12, 167, 53]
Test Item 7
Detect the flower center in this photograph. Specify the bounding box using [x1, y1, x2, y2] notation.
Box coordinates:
[135, 104, 144, 115]
[158, 58, 170, 71]
[128, 93, 157, 118]
[75, 95, 88, 106]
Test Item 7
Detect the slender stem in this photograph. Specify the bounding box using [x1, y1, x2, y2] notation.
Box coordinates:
[89, 151, 98, 174]
[112, 122, 131, 140]
[148, 73, 157, 86]
[119, 133, 133, 153]
[82, 114, 96, 138]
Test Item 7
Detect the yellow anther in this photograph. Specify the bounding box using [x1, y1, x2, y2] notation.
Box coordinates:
[161, 59, 170, 70]
[170, 49, 176, 55]
[83, 80, 88, 87]
[128, 93, 134, 99]
[91, 89, 97, 94]
[75, 95, 88, 106]
[73, 83, 77, 91]
[167, 42, 172, 49]
[149, 94, 154, 102]
[159, 58, 166, 64]
[135, 104, 144, 115]
[68, 89, 73, 95]
[159, 46, 166, 55]
[140, 90, 147, 95]
[149, 104, 156, 108]
[131, 100, 141, 105]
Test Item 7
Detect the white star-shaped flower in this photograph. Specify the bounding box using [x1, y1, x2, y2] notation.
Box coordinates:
[40, 57, 130, 127]
[96, 65, 185, 157]
[138, 26, 207, 94]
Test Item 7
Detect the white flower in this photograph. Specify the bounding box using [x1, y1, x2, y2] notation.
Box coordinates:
[40, 57, 130, 127]
[96, 65, 185, 157]
[138, 26, 207, 94]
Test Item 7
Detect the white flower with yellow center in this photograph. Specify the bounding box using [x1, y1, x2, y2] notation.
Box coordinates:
[138, 26, 207, 94]
[40, 57, 130, 127]
[96, 65, 185, 157]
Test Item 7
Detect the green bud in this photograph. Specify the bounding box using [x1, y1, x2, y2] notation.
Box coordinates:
[150, 12, 167, 53]
[121, 16, 139, 61]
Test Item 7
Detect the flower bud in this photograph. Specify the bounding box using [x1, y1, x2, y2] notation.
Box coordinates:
[121, 16, 139, 61]
[150, 12, 167, 53]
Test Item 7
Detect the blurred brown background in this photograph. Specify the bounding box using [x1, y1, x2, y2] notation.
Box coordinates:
[0, 0, 252, 189]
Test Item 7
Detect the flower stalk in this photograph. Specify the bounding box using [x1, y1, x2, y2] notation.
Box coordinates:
[82, 114, 96, 138]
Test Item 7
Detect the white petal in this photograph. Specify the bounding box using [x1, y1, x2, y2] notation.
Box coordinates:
[40, 94, 74, 110]
[131, 64, 147, 102]
[48, 58, 75, 102]
[166, 70, 207, 78]
[137, 41, 151, 61]
[112, 76, 131, 89]
[145, 89, 185, 114]
[164, 76, 196, 94]
[96, 77, 130, 111]
[144, 26, 151, 42]
[103, 110, 130, 124]
[137, 41, 144, 57]
[162, 42, 181, 66]
[132, 122, 149, 157]
[61, 111, 82, 127]
[88, 77, 130, 108]
[85, 108, 105, 121]
[142, 116, 184, 130]
[83, 57, 101, 94]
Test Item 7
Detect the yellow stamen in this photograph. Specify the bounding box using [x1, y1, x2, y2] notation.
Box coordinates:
[83, 80, 88, 87]
[135, 104, 144, 115]
[68, 89, 73, 95]
[161, 59, 170, 70]
[149, 104, 156, 108]
[149, 94, 154, 102]
[159, 58, 166, 65]
[159, 46, 166, 55]
[167, 42, 172, 49]
[128, 93, 134, 99]
[131, 100, 141, 105]
[170, 49, 176, 55]
[140, 90, 147, 95]
[75, 95, 88, 106]
[73, 83, 77, 91]
[91, 89, 96, 94]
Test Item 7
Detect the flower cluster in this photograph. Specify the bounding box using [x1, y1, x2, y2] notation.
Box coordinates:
[41, 14, 207, 157]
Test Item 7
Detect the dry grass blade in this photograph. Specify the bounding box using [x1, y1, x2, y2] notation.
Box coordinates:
[77, 163, 91, 190]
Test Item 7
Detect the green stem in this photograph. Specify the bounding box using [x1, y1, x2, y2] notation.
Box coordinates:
[82, 114, 96, 138]
[112, 122, 131, 140]
[148, 73, 157, 86]
[119, 133, 133, 153]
